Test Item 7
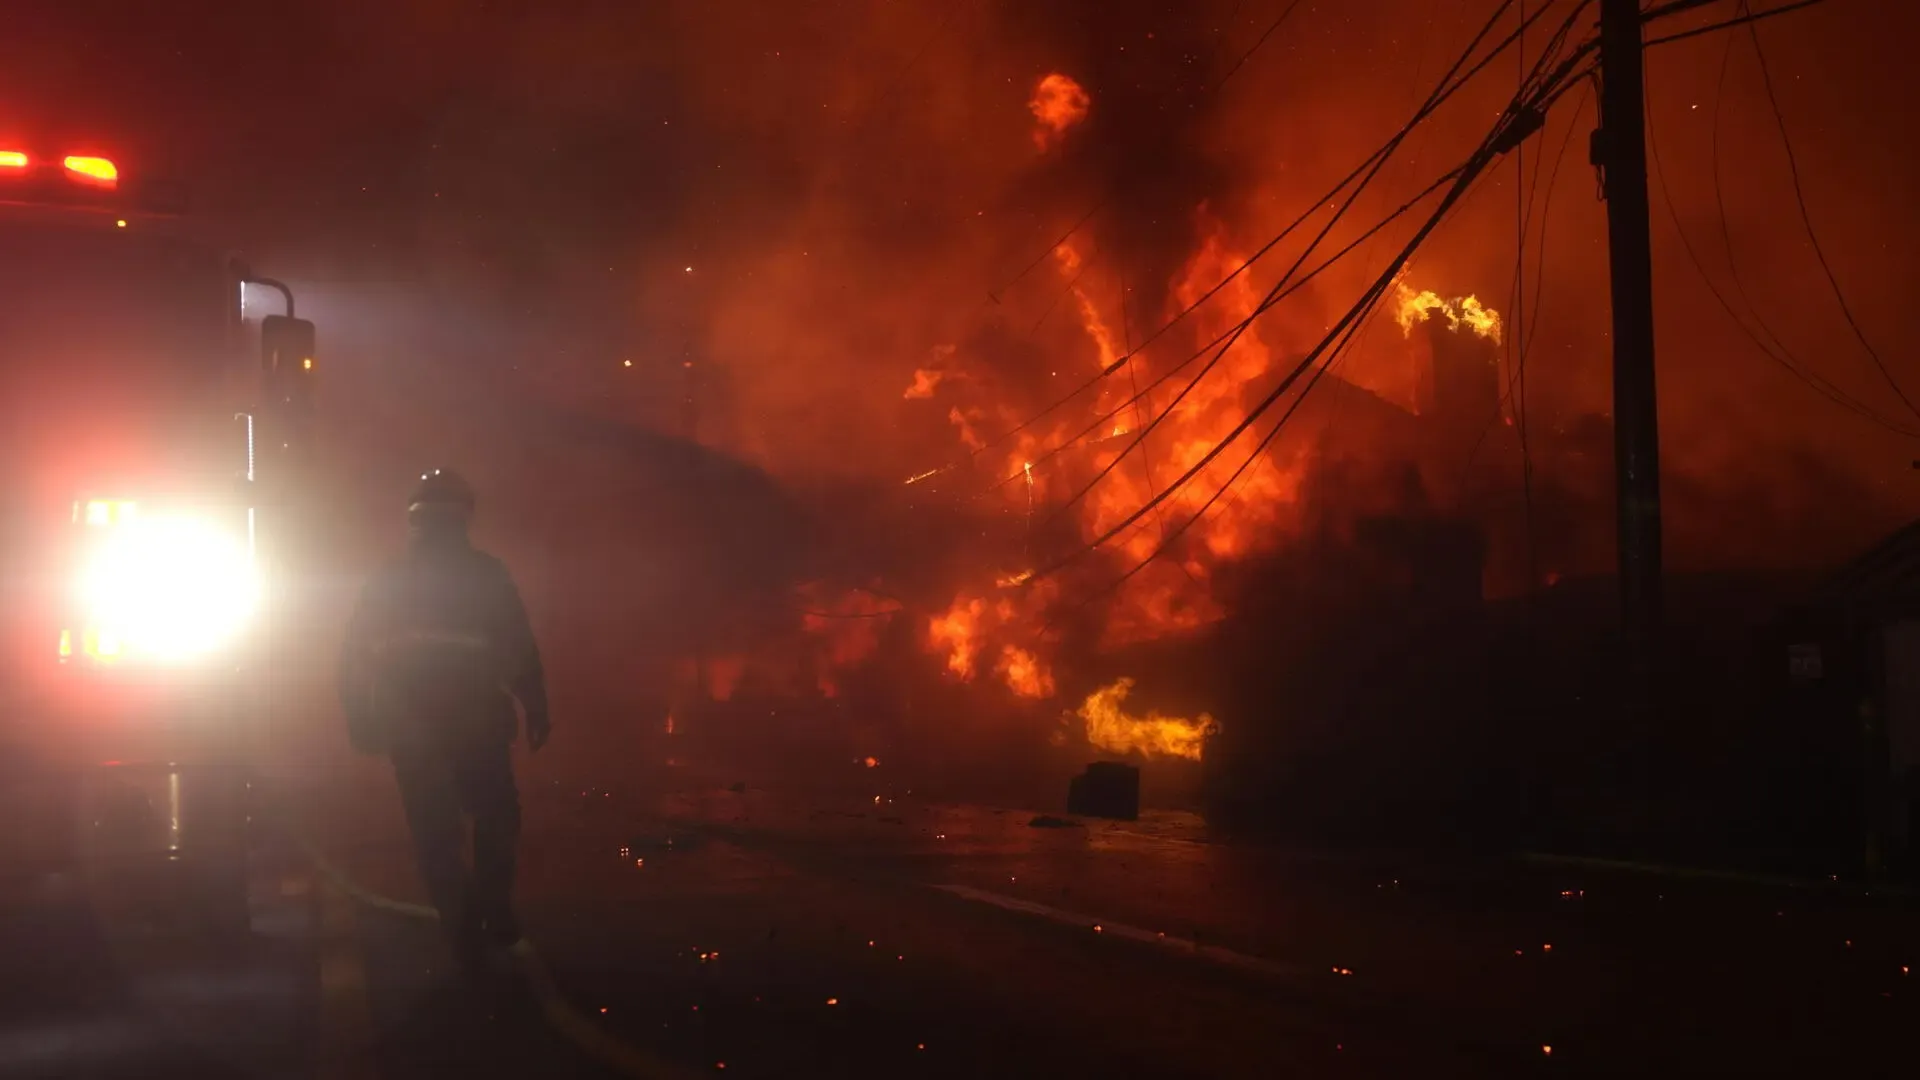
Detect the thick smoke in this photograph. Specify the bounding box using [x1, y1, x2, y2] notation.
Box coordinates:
[648, 0, 1920, 570]
[10, 0, 1917, 779]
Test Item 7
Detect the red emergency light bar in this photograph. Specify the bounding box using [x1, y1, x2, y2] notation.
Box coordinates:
[0, 151, 118, 184]
[63, 155, 118, 187]
[0, 150, 182, 215]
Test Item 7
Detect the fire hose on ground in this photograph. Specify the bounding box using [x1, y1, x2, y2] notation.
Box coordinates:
[267, 800, 701, 1080]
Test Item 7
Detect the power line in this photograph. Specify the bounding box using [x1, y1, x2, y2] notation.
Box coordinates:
[1035, 0, 1550, 531]
[1026, 241, 1102, 338]
[993, 0, 1824, 615]
[1643, 0, 1826, 48]
[1115, 260, 1174, 549]
[1027, 8, 1602, 586]
[1028, 88, 1551, 583]
[1514, 0, 1540, 592]
[1460, 80, 1597, 481]
[1213, 0, 1311, 90]
[1705, 24, 1804, 379]
[1644, 60, 1920, 435]
[988, 198, 1111, 307]
[1042, 311, 1377, 631]
[987, 162, 1469, 494]
[938, 0, 1551, 474]
[1738, 0, 1920, 424]
[1466, 47, 1595, 474]
[1520, 0, 1826, 91]
[1043, 153, 1515, 598]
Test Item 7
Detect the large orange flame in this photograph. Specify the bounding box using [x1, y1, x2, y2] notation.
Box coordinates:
[1077, 677, 1217, 761]
[880, 95, 1508, 764]
[1394, 284, 1502, 342]
[928, 596, 985, 679]
[997, 645, 1055, 699]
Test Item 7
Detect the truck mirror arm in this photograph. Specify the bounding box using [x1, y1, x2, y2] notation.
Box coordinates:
[244, 277, 295, 318]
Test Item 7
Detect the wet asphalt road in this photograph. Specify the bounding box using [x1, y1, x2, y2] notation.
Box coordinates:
[4, 762, 1920, 1078]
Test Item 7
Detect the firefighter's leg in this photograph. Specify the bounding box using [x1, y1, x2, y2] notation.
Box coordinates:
[454, 739, 522, 946]
[392, 753, 482, 962]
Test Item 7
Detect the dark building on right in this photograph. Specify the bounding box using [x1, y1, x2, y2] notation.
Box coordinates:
[1771, 521, 1920, 878]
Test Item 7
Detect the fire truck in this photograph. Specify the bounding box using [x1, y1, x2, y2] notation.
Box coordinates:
[0, 146, 317, 932]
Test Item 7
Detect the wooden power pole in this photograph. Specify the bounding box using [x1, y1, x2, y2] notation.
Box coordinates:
[1598, 0, 1665, 716]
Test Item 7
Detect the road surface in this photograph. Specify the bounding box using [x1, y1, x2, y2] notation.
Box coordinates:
[3, 761, 1918, 1078]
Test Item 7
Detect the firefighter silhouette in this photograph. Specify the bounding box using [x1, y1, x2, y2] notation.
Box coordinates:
[338, 468, 550, 972]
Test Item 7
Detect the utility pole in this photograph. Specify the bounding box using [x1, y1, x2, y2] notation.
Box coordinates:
[1597, 0, 1664, 721]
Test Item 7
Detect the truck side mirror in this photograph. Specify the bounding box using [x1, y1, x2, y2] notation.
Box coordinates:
[261, 314, 315, 379]
[261, 314, 317, 409]
[261, 313, 317, 477]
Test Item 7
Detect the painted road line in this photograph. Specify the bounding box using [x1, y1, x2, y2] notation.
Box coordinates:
[315, 877, 380, 1080]
[1519, 852, 1920, 896]
[930, 882, 1310, 980]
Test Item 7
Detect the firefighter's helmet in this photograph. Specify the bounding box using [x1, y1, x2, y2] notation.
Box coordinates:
[410, 468, 476, 510]
[408, 468, 476, 533]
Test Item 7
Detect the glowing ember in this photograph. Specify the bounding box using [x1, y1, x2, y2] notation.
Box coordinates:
[947, 404, 986, 451]
[860, 756, 879, 768]
[802, 591, 888, 697]
[1029, 73, 1089, 149]
[928, 597, 985, 678]
[707, 656, 745, 702]
[997, 645, 1056, 699]
[903, 368, 945, 399]
[1393, 284, 1502, 342]
[1076, 677, 1217, 761]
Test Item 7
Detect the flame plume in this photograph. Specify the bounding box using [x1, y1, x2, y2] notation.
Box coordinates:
[1030, 73, 1090, 149]
[1078, 677, 1217, 762]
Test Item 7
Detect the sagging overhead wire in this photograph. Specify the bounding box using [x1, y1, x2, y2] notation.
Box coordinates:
[1028, 79, 1556, 586]
[1097, 146, 1527, 597]
[1046, 292, 1384, 630]
[1035, 0, 1576, 535]
[1643, 0, 1827, 49]
[1036, 0, 1528, 511]
[1461, 80, 1597, 482]
[1213, 0, 1312, 91]
[1513, 0, 1826, 101]
[1041, 0, 1828, 597]
[984, 161, 1471, 496]
[984, 163, 1466, 495]
[1737, 0, 1919, 425]
[928, 0, 1561, 479]
[1644, 58, 1920, 437]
